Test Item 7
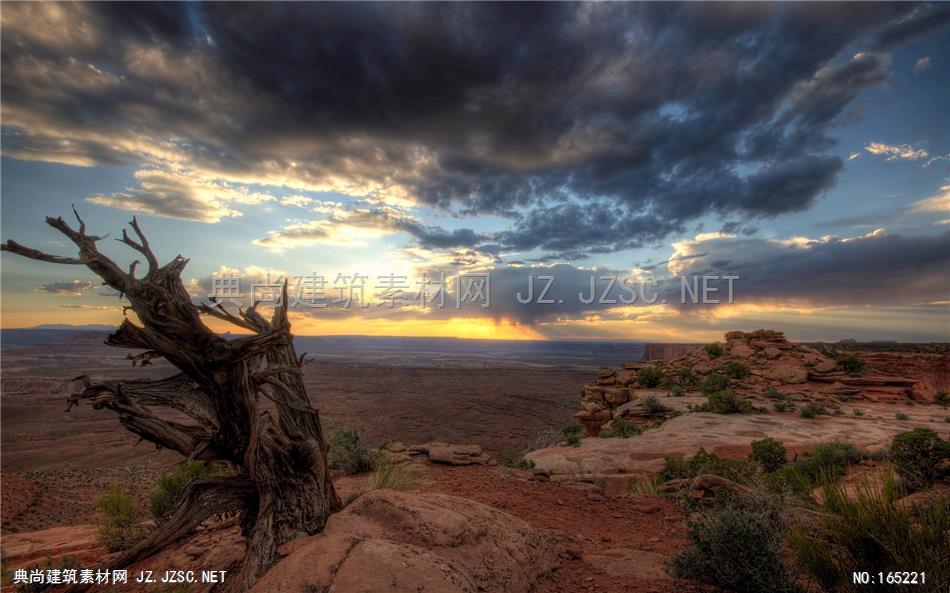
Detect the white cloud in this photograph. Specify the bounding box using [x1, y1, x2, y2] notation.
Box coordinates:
[280, 195, 314, 208]
[913, 56, 931, 75]
[87, 168, 276, 223]
[864, 142, 928, 161]
[909, 184, 950, 225]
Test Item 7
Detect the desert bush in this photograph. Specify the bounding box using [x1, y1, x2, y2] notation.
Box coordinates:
[889, 428, 950, 490]
[366, 456, 418, 492]
[563, 424, 583, 447]
[766, 387, 786, 400]
[328, 428, 377, 475]
[894, 412, 909, 421]
[503, 455, 536, 470]
[777, 442, 862, 492]
[853, 408, 865, 416]
[773, 400, 796, 413]
[720, 361, 750, 380]
[669, 383, 685, 397]
[96, 484, 150, 552]
[705, 389, 752, 414]
[149, 461, 229, 523]
[936, 391, 950, 406]
[677, 368, 698, 387]
[799, 402, 827, 418]
[699, 373, 730, 395]
[601, 417, 640, 438]
[658, 448, 755, 484]
[670, 503, 801, 593]
[643, 395, 669, 417]
[704, 343, 723, 358]
[837, 354, 866, 375]
[789, 469, 949, 593]
[749, 438, 787, 472]
[636, 366, 664, 388]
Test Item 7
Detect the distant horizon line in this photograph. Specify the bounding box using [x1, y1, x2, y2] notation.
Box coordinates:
[1, 324, 945, 345]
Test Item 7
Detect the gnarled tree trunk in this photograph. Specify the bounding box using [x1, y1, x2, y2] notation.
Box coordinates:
[1, 210, 340, 592]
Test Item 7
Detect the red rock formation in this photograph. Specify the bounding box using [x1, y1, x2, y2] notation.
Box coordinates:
[853, 352, 949, 399]
[575, 329, 940, 435]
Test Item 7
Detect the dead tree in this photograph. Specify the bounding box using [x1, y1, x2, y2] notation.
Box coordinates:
[1, 210, 340, 592]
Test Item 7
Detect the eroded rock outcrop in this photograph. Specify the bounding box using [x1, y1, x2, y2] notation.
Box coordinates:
[576, 329, 931, 436]
[250, 490, 561, 593]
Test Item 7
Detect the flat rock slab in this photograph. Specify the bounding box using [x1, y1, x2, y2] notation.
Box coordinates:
[526, 409, 950, 479]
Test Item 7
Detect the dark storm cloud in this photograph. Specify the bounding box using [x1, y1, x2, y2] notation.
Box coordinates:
[472, 229, 950, 324]
[2, 2, 947, 255]
[871, 2, 950, 50]
[666, 230, 950, 309]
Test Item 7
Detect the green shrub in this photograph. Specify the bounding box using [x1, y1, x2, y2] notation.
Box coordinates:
[773, 400, 796, 413]
[797, 442, 859, 484]
[601, 417, 640, 438]
[699, 373, 730, 395]
[720, 361, 750, 380]
[799, 402, 827, 418]
[749, 438, 787, 472]
[502, 456, 536, 470]
[670, 504, 801, 593]
[669, 384, 685, 397]
[853, 408, 865, 416]
[838, 354, 866, 375]
[658, 448, 755, 485]
[149, 461, 229, 523]
[894, 412, 909, 421]
[789, 469, 949, 593]
[328, 428, 377, 475]
[765, 442, 865, 495]
[936, 391, 950, 406]
[643, 395, 669, 417]
[563, 424, 583, 447]
[677, 368, 698, 387]
[889, 428, 950, 490]
[766, 387, 786, 400]
[704, 343, 723, 358]
[636, 366, 664, 388]
[706, 389, 752, 414]
[96, 484, 150, 552]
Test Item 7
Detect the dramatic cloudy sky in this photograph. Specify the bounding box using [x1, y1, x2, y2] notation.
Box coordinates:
[2, 2, 948, 341]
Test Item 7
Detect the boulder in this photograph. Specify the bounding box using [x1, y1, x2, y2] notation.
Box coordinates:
[250, 490, 561, 593]
[410, 442, 492, 465]
[813, 360, 837, 373]
[763, 347, 782, 360]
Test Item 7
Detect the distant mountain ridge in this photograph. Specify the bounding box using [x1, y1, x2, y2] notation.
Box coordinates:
[29, 323, 117, 331]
